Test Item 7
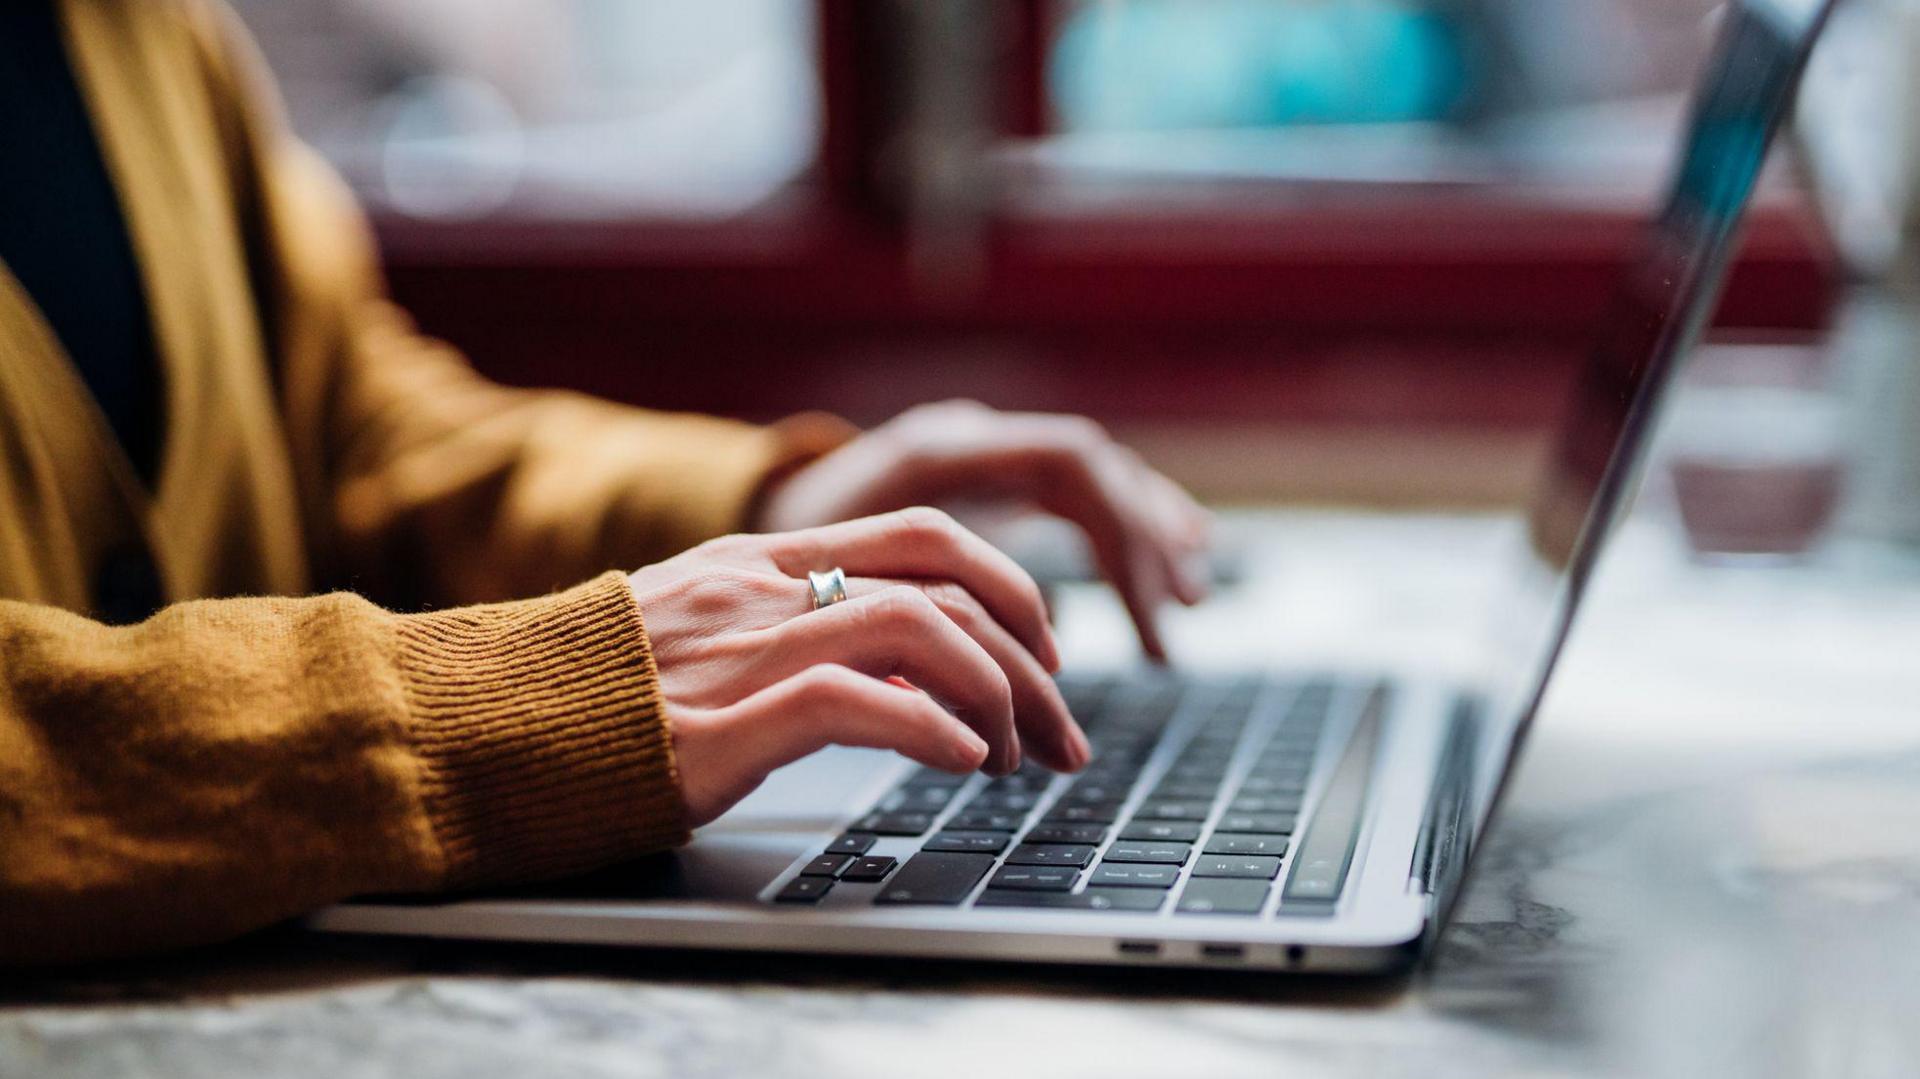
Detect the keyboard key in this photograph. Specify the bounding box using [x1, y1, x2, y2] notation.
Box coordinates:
[988, 865, 1080, 892]
[800, 854, 852, 877]
[974, 888, 1165, 912]
[874, 852, 996, 905]
[849, 811, 934, 836]
[923, 831, 1010, 854]
[949, 810, 1024, 832]
[1134, 801, 1210, 821]
[1119, 820, 1203, 843]
[825, 833, 877, 856]
[1042, 802, 1124, 824]
[1148, 782, 1220, 801]
[1176, 877, 1269, 915]
[1089, 863, 1181, 888]
[1005, 843, 1098, 868]
[1192, 855, 1282, 879]
[888, 785, 963, 812]
[1205, 834, 1290, 857]
[963, 791, 1040, 813]
[1228, 796, 1301, 815]
[1234, 776, 1306, 795]
[1216, 813, 1296, 835]
[841, 855, 898, 882]
[775, 877, 833, 903]
[1102, 842, 1192, 865]
[1023, 823, 1108, 845]
[901, 767, 966, 789]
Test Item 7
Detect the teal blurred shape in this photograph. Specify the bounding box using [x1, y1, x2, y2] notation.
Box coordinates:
[1049, 0, 1469, 132]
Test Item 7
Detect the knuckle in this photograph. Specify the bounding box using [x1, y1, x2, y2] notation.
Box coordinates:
[920, 581, 981, 625]
[795, 663, 863, 700]
[1054, 414, 1109, 449]
[870, 585, 940, 629]
[896, 505, 958, 540]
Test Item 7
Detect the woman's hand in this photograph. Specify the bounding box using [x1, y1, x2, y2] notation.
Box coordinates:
[629, 508, 1092, 828]
[756, 400, 1212, 660]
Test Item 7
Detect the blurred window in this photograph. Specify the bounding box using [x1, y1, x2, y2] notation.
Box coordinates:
[1029, 0, 1728, 189]
[231, 0, 820, 220]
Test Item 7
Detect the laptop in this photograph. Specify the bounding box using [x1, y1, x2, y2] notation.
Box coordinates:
[311, 0, 1838, 974]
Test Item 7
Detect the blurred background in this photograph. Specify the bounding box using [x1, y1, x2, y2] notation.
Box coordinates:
[229, 0, 1920, 556]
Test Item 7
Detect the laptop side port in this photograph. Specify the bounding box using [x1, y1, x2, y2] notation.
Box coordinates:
[1116, 940, 1160, 958]
[1200, 943, 1246, 961]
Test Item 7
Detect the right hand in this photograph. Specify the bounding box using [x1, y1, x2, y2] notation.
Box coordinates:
[627, 507, 1093, 828]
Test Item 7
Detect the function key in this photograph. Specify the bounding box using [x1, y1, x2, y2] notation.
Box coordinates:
[775, 877, 833, 903]
[825, 833, 877, 856]
[841, 855, 898, 882]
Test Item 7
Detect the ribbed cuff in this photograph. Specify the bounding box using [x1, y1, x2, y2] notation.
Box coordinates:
[392, 572, 688, 887]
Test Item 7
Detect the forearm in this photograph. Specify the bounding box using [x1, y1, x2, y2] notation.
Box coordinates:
[0, 573, 685, 966]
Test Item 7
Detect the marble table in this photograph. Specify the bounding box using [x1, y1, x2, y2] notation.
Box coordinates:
[7, 508, 1920, 1079]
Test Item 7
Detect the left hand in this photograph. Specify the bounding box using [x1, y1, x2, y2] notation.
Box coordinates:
[755, 400, 1212, 659]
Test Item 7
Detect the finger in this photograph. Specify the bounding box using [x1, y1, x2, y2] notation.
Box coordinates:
[731, 585, 1023, 773]
[847, 577, 1090, 771]
[698, 666, 992, 808]
[988, 427, 1174, 660]
[1142, 468, 1213, 605]
[767, 507, 1061, 672]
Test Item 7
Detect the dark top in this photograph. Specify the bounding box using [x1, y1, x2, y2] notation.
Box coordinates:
[0, 0, 164, 485]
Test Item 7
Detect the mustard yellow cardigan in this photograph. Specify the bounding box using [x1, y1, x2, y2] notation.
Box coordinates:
[0, 0, 848, 965]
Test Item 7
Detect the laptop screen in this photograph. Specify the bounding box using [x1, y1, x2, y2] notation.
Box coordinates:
[1459, 0, 1839, 874]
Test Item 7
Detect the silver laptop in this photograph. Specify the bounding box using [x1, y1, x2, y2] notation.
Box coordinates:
[312, 0, 1837, 974]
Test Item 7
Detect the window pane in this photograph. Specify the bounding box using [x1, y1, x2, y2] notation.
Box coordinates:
[230, 0, 821, 220]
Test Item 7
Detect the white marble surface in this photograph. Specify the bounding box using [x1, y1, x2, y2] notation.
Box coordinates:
[7, 507, 1920, 1079]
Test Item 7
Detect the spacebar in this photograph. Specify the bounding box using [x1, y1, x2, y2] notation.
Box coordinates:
[874, 852, 996, 905]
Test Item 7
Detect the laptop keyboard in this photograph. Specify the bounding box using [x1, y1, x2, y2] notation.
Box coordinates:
[769, 675, 1387, 917]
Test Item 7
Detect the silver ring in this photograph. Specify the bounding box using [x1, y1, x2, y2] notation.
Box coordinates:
[808, 567, 849, 611]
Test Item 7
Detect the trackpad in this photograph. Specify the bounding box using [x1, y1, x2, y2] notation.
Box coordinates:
[705, 745, 904, 832]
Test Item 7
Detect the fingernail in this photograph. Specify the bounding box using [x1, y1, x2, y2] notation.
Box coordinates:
[958, 731, 989, 769]
[1178, 553, 1211, 603]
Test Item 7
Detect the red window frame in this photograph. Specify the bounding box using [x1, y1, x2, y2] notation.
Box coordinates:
[374, 0, 1840, 432]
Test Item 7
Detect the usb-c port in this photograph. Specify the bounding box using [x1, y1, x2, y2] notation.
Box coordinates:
[1117, 940, 1160, 957]
[1200, 943, 1245, 961]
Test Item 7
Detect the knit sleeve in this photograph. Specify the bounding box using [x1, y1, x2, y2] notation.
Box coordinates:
[0, 573, 682, 966]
